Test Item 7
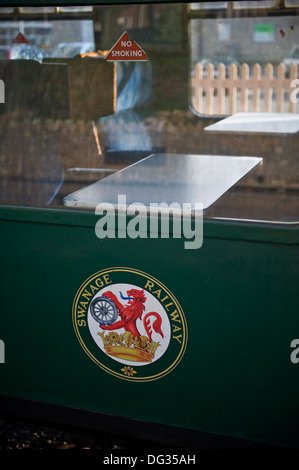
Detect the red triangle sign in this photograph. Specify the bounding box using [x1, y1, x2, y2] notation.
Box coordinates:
[13, 33, 29, 44]
[105, 32, 147, 62]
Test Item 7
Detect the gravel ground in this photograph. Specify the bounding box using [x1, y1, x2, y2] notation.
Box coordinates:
[0, 416, 121, 450]
[0, 416, 188, 452]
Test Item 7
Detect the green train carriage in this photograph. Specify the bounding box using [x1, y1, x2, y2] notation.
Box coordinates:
[0, 0, 299, 449]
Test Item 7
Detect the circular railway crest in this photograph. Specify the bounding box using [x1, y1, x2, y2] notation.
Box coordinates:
[72, 267, 187, 382]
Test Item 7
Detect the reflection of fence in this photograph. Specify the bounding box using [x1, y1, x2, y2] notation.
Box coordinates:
[191, 62, 298, 116]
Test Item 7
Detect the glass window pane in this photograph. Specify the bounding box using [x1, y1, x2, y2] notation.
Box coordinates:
[0, 2, 298, 226]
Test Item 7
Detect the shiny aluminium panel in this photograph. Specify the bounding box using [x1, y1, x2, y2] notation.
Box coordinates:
[63, 153, 262, 212]
[204, 112, 299, 135]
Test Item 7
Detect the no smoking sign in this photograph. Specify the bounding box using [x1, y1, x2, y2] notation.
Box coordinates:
[105, 31, 147, 62]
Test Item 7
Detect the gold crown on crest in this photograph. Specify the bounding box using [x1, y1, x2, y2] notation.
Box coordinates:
[98, 330, 160, 362]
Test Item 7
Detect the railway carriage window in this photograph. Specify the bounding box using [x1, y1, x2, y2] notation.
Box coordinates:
[0, 2, 298, 226]
[189, 0, 299, 223]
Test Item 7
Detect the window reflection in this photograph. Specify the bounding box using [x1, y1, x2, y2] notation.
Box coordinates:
[0, 2, 298, 225]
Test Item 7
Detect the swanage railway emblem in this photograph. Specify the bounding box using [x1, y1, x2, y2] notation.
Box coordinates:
[73, 267, 187, 381]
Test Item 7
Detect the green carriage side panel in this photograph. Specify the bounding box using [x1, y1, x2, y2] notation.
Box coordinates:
[0, 205, 298, 449]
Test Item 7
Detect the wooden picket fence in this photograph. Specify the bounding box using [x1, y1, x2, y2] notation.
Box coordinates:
[191, 62, 298, 115]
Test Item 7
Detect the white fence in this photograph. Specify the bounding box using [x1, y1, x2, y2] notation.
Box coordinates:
[191, 62, 298, 116]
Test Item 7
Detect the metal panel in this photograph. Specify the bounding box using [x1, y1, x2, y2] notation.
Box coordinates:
[64, 153, 262, 211]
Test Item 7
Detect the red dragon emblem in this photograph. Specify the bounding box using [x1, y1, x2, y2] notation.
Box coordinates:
[100, 288, 164, 341]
